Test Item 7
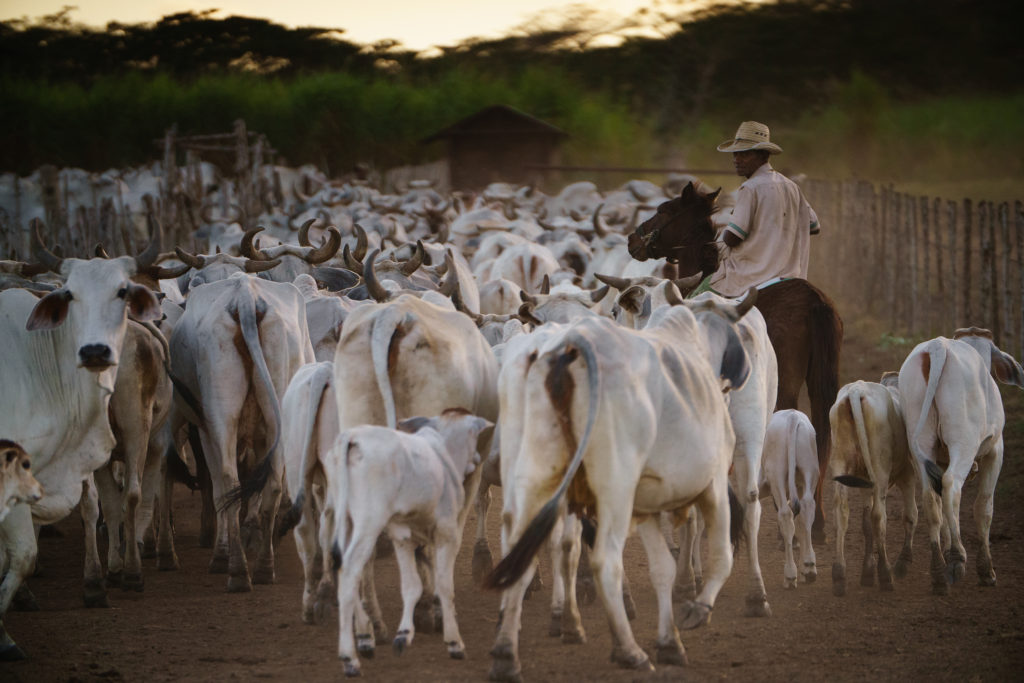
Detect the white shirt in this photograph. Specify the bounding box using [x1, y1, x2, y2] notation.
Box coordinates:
[709, 162, 820, 297]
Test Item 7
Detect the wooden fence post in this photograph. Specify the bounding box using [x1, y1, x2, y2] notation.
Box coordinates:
[920, 196, 931, 335]
[948, 200, 959, 330]
[999, 202, 1011, 350]
[963, 198, 973, 324]
[889, 188, 901, 330]
[1016, 201, 1024, 361]
[908, 194, 918, 336]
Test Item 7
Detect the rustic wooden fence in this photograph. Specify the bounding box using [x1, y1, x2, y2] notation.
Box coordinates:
[803, 179, 1024, 360]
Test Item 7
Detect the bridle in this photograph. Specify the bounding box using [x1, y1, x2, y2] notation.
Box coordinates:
[632, 219, 673, 263]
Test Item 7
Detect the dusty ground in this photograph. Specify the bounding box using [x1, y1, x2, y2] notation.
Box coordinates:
[3, 325, 1024, 683]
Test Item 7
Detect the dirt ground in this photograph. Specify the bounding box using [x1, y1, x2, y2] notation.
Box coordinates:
[3, 324, 1024, 683]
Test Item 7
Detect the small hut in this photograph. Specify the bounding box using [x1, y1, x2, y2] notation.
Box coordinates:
[421, 105, 567, 191]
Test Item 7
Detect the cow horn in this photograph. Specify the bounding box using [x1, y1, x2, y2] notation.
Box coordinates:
[174, 247, 205, 270]
[503, 202, 517, 221]
[244, 257, 282, 273]
[540, 274, 550, 295]
[305, 227, 341, 264]
[353, 224, 369, 262]
[592, 204, 610, 238]
[363, 249, 391, 302]
[292, 178, 312, 202]
[297, 218, 316, 247]
[94, 243, 111, 259]
[151, 261, 192, 279]
[735, 287, 758, 318]
[433, 220, 449, 244]
[400, 240, 425, 276]
[342, 244, 362, 271]
[663, 280, 686, 306]
[594, 273, 632, 291]
[240, 227, 270, 261]
[590, 284, 610, 303]
[438, 249, 458, 297]
[674, 273, 704, 297]
[31, 219, 64, 273]
[135, 212, 163, 269]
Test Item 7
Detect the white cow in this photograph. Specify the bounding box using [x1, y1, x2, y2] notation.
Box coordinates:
[760, 409, 818, 589]
[829, 378, 918, 596]
[325, 410, 493, 677]
[0, 441, 43, 524]
[169, 272, 315, 592]
[897, 327, 1024, 594]
[485, 294, 753, 679]
[0, 221, 163, 660]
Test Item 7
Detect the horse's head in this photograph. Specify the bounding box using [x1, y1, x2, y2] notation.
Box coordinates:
[628, 182, 721, 278]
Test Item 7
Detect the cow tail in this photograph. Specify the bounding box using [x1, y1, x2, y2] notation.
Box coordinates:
[370, 306, 402, 429]
[278, 364, 332, 538]
[484, 332, 600, 591]
[911, 345, 946, 495]
[807, 295, 842, 515]
[330, 432, 354, 573]
[221, 290, 282, 509]
[787, 420, 801, 516]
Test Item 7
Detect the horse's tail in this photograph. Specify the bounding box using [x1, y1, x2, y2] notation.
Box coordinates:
[806, 287, 843, 521]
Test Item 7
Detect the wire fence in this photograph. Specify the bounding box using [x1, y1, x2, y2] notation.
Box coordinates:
[803, 179, 1024, 360]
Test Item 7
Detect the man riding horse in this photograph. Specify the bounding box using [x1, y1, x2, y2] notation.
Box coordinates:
[708, 120, 821, 297]
[628, 121, 842, 544]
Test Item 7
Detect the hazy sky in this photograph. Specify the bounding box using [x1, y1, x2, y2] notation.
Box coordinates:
[0, 1, 711, 51]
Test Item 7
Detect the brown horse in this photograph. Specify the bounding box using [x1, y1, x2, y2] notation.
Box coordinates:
[628, 182, 842, 541]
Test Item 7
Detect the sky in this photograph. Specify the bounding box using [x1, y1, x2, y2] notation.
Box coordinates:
[0, 1, 725, 52]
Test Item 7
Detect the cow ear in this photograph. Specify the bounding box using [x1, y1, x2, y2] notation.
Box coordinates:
[990, 347, 1024, 388]
[125, 282, 162, 323]
[618, 285, 646, 314]
[26, 289, 72, 331]
[719, 325, 751, 392]
[397, 416, 431, 434]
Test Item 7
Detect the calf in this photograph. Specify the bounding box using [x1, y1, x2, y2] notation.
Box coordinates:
[829, 378, 918, 596]
[0, 441, 42, 524]
[759, 409, 818, 589]
[898, 328, 1024, 594]
[325, 410, 493, 677]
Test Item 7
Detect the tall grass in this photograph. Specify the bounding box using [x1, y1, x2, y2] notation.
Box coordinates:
[2, 70, 1022, 198]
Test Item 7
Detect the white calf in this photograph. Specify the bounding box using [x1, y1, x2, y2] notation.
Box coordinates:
[829, 378, 918, 596]
[327, 410, 493, 677]
[0, 441, 43, 523]
[760, 409, 818, 589]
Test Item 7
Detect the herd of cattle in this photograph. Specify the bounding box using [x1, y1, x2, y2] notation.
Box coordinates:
[0, 164, 1021, 680]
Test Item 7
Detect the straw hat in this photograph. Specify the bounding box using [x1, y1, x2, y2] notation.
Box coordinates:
[716, 121, 783, 154]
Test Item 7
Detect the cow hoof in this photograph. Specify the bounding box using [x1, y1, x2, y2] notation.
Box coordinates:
[472, 540, 493, 585]
[832, 579, 846, 597]
[12, 585, 39, 612]
[447, 641, 465, 659]
[208, 555, 229, 574]
[0, 643, 27, 661]
[341, 658, 361, 678]
[744, 593, 771, 618]
[302, 607, 315, 625]
[784, 577, 797, 590]
[611, 646, 653, 671]
[157, 553, 180, 572]
[141, 538, 157, 560]
[548, 612, 562, 638]
[945, 560, 965, 585]
[931, 576, 950, 596]
[393, 632, 410, 656]
[105, 570, 122, 588]
[978, 574, 997, 587]
[83, 582, 110, 609]
[680, 600, 712, 629]
[314, 600, 332, 625]
[122, 573, 144, 592]
[226, 574, 253, 593]
[803, 569, 818, 584]
[561, 627, 586, 645]
[488, 657, 523, 683]
[252, 565, 276, 585]
[356, 634, 375, 658]
[655, 640, 688, 667]
[893, 559, 910, 579]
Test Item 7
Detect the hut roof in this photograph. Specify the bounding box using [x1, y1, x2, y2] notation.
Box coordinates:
[421, 104, 567, 143]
